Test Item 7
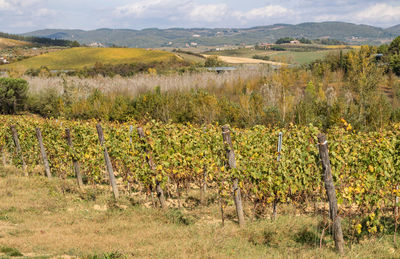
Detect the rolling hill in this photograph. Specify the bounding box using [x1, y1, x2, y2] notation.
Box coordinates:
[0, 37, 30, 49]
[22, 22, 400, 48]
[4, 47, 179, 70]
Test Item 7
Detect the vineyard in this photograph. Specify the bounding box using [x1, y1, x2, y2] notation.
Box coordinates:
[0, 115, 399, 248]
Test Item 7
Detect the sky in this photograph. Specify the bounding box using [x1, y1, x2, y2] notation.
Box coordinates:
[1, 0, 400, 33]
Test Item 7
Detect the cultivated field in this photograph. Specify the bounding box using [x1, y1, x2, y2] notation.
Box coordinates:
[4, 47, 179, 70]
[205, 47, 350, 65]
[0, 37, 30, 49]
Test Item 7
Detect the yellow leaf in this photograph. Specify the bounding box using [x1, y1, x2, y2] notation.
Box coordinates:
[368, 165, 374, 173]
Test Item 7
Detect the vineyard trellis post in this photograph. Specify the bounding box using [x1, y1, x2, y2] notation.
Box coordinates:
[200, 126, 208, 206]
[273, 132, 283, 220]
[96, 123, 119, 199]
[1, 145, 7, 167]
[137, 127, 167, 209]
[35, 128, 52, 179]
[317, 133, 344, 254]
[10, 125, 28, 176]
[65, 128, 84, 189]
[222, 125, 245, 227]
[200, 165, 207, 206]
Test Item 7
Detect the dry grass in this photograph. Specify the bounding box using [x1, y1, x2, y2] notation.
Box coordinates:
[202, 55, 286, 66]
[5, 47, 177, 70]
[25, 66, 272, 97]
[0, 38, 31, 49]
[0, 167, 399, 258]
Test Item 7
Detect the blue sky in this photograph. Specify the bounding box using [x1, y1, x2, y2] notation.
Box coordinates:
[1, 0, 400, 33]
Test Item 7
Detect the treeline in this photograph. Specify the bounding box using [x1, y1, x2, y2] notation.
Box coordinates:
[275, 37, 345, 45]
[0, 32, 80, 47]
[310, 36, 400, 76]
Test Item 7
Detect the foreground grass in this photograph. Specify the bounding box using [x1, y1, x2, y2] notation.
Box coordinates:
[4, 47, 178, 70]
[0, 167, 399, 258]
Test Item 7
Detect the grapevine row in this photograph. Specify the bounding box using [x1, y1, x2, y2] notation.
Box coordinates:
[0, 115, 399, 235]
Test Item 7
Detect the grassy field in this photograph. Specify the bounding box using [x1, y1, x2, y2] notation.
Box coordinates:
[269, 50, 338, 65]
[5, 47, 179, 70]
[204, 47, 350, 65]
[0, 166, 399, 258]
[0, 37, 30, 49]
[174, 52, 205, 64]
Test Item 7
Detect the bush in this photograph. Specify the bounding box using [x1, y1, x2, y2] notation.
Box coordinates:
[204, 55, 224, 67]
[0, 78, 28, 114]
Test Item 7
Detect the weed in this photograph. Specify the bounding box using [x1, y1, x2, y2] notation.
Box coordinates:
[294, 227, 320, 246]
[83, 251, 126, 259]
[165, 208, 196, 226]
[0, 246, 23, 257]
[248, 229, 277, 247]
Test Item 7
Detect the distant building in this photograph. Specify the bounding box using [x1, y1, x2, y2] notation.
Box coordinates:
[290, 40, 300, 44]
[192, 34, 201, 38]
[190, 42, 198, 47]
[0, 57, 8, 64]
[88, 42, 104, 47]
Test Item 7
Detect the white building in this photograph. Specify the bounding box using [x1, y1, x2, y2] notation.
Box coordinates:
[0, 57, 8, 64]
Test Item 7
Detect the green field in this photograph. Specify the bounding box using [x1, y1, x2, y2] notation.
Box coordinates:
[205, 47, 348, 65]
[269, 50, 340, 65]
[5, 47, 178, 70]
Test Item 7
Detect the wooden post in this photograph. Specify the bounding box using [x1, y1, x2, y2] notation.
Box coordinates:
[317, 133, 344, 254]
[273, 132, 283, 220]
[222, 125, 245, 227]
[35, 128, 52, 178]
[65, 128, 84, 189]
[96, 124, 119, 199]
[137, 127, 166, 209]
[10, 125, 28, 176]
[200, 165, 208, 206]
[1, 145, 7, 166]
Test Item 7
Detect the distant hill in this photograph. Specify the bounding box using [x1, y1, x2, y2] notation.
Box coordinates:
[0, 37, 30, 49]
[22, 22, 400, 48]
[4, 47, 178, 70]
[386, 24, 400, 35]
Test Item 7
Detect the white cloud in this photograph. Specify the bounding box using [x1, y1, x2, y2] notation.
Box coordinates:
[238, 5, 291, 20]
[113, 2, 293, 26]
[188, 4, 228, 22]
[35, 8, 57, 17]
[354, 3, 400, 23]
[0, 0, 12, 10]
[114, 0, 189, 17]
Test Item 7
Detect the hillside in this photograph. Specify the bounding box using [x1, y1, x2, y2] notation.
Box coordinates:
[23, 22, 400, 48]
[386, 24, 400, 35]
[0, 37, 30, 49]
[4, 47, 179, 70]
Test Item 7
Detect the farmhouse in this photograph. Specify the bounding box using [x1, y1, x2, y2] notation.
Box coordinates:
[0, 57, 8, 64]
[258, 43, 273, 49]
[290, 40, 300, 44]
[88, 42, 104, 47]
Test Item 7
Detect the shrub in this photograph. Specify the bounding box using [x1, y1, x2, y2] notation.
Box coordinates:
[0, 77, 28, 114]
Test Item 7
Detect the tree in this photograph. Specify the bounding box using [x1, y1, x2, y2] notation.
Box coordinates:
[390, 54, 400, 76]
[0, 78, 28, 114]
[389, 36, 400, 55]
[205, 55, 224, 67]
[346, 46, 383, 126]
[275, 37, 294, 44]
